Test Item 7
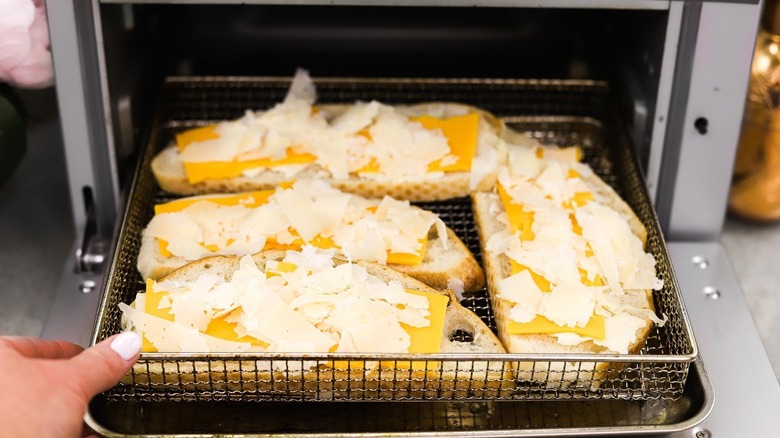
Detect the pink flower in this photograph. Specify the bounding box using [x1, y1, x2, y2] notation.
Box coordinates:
[0, 0, 53, 89]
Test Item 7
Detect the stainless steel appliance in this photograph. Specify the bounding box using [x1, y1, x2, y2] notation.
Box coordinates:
[42, 1, 780, 436]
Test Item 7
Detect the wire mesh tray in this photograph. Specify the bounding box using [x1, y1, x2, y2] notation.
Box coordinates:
[85, 360, 713, 436]
[94, 76, 697, 403]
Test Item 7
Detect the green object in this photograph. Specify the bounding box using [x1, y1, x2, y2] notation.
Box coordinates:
[0, 85, 26, 187]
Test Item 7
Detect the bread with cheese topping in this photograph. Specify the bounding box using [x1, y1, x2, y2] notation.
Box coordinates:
[136, 179, 485, 291]
[120, 249, 510, 399]
[472, 145, 663, 388]
[151, 102, 506, 201]
[149, 69, 514, 201]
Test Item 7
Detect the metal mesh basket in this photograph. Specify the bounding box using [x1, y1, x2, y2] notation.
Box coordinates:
[94, 77, 697, 402]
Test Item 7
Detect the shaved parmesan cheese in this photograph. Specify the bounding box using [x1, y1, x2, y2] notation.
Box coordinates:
[592, 313, 647, 354]
[331, 100, 380, 133]
[344, 225, 388, 265]
[553, 332, 588, 346]
[258, 301, 336, 352]
[180, 122, 242, 163]
[284, 68, 317, 104]
[490, 152, 665, 353]
[485, 229, 514, 255]
[349, 315, 411, 353]
[509, 304, 537, 324]
[144, 212, 204, 260]
[470, 142, 498, 190]
[274, 188, 330, 242]
[497, 270, 544, 315]
[575, 205, 623, 295]
[469, 121, 501, 189]
[335, 329, 358, 353]
[145, 180, 439, 269]
[507, 145, 542, 179]
[157, 295, 172, 311]
[120, 302, 253, 353]
[283, 245, 336, 272]
[538, 284, 599, 328]
[542, 146, 580, 163]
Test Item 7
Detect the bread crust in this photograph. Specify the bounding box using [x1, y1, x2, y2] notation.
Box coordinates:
[123, 250, 511, 399]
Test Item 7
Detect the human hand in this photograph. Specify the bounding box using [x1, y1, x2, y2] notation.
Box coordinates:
[0, 0, 54, 88]
[0, 332, 142, 438]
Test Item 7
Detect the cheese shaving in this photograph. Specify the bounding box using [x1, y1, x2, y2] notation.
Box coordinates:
[143, 179, 441, 270]
[123, 250, 440, 354]
[175, 72, 483, 181]
[487, 147, 663, 353]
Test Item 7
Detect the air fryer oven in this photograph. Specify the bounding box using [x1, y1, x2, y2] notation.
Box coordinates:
[42, 1, 780, 436]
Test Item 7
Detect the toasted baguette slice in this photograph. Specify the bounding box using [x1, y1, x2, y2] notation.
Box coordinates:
[472, 155, 659, 389]
[121, 250, 510, 400]
[138, 224, 484, 291]
[136, 182, 485, 291]
[388, 227, 484, 293]
[151, 102, 507, 201]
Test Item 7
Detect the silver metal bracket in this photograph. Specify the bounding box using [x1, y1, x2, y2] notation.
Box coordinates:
[76, 187, 107, 272]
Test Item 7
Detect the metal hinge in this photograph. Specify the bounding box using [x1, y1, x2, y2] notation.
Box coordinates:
[76, 187, 107, 272]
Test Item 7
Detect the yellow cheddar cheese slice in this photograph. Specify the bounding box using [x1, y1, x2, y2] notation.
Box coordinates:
[204, 311, 267, 346]
[176, 125, 220, 150]
[506, 314, 606, 340]
[176, 125, 317, 184]
[497, 183, 535, 241]
[336, 288, 448, 370]
[510, 260, 551, 292]
[401, 290, 448, 354]
[183, 150, 317, 184]
[265, 261, 298, 277]
[414, 113, 479, 172]
[155, 190, 274, 214]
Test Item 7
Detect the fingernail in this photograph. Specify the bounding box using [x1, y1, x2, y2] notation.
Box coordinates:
[110, 331, 142, 361]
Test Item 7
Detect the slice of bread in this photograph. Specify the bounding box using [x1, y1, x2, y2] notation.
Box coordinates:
[121, 250, 510, 400]
[136, 183, 485, 291]
[472, 157, 659, 389]
[151, 102, 507, 201]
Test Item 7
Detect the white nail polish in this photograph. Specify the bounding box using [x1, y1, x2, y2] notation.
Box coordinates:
[110, 331, 142, 361]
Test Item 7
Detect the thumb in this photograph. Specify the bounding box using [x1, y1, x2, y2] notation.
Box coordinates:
[66, 332, 141, 401]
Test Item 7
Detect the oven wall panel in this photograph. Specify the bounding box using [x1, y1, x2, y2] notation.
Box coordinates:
[657, 1, 761, 240]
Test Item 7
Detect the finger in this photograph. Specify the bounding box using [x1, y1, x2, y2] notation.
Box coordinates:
[0, 336, 84, 359]
[65, 332, 141, 400]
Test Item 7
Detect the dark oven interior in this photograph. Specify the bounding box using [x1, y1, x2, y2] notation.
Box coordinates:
[99, 4, 669, 193]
